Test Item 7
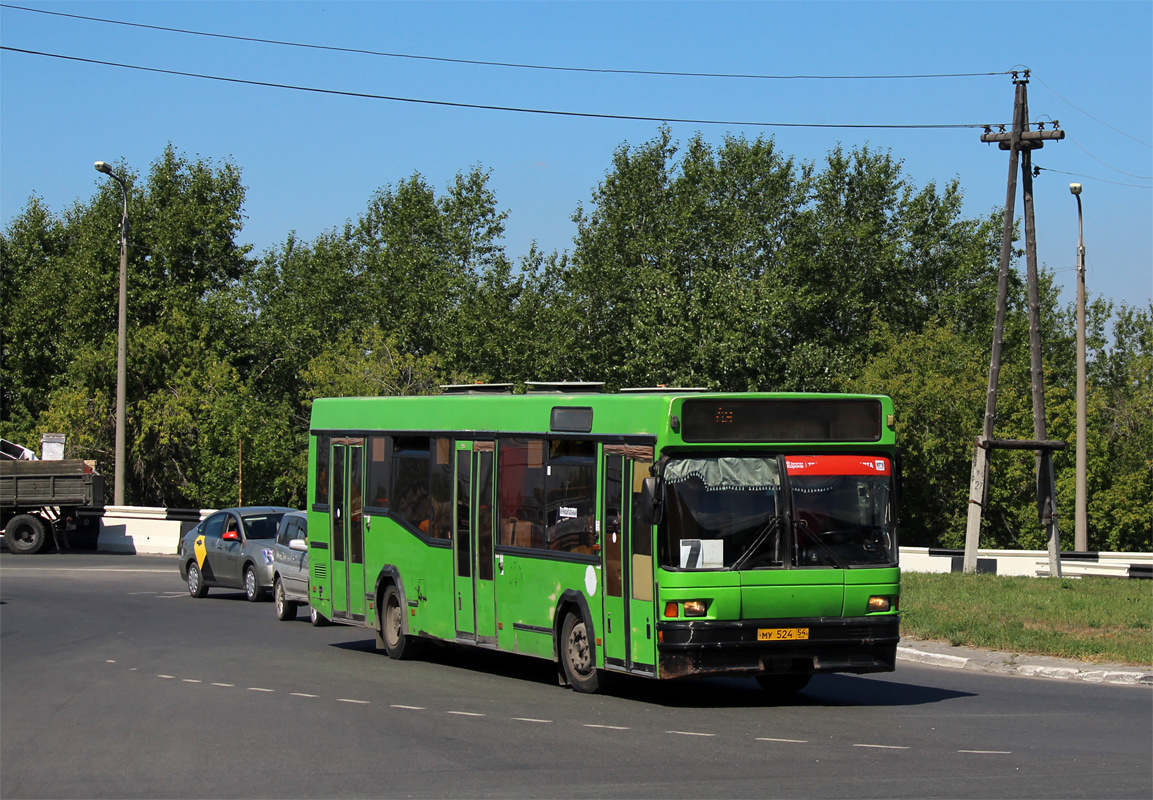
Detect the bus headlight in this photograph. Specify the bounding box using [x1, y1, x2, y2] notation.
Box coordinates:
[683, 600, 707, 617]
[867, 595, 892, 613]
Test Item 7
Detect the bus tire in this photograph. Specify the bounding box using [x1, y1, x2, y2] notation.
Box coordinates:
[309, 604, 330, 627]
[755, 673, 811, 695]
[380, 585, 420, 660]
[4, 514, 50, 555]
[560, 612, 601, 693]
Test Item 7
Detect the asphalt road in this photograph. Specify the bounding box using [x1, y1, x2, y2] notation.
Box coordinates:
[1, 553, 1150, 799]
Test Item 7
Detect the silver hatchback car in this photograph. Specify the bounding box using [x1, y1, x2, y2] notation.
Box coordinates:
[178, 507, 295, 602]
[271, 511, 312, 621]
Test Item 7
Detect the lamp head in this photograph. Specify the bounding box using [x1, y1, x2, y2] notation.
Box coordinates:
[94, 161, 112, 175]
[1069, 183, 1082, 196]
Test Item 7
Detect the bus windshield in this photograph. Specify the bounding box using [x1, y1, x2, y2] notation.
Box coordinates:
[658, 454, 896, 570]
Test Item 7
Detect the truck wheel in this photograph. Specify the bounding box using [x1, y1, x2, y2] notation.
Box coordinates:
[4, 514, 50, 555]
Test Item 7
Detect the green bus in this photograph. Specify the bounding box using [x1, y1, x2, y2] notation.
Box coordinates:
[306, 385, 900, 693]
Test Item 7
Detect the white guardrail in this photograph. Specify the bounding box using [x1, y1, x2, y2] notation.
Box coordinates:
[73, 507, 1153, 578]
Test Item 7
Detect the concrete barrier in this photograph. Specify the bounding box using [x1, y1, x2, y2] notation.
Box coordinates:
[83, 506, 214, 555]
[900, 546, 1153, 579]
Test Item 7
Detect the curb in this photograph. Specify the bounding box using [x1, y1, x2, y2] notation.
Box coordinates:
[897, 645, 1153, 686]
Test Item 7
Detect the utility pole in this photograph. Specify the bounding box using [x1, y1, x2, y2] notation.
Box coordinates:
[1070, 183, 1088, 552]
[964, 71, 1066, 576]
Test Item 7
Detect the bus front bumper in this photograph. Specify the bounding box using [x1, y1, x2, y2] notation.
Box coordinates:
[655, 615, 899, 679]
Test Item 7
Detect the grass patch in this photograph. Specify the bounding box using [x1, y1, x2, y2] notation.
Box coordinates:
[900, 572, 1153, 666]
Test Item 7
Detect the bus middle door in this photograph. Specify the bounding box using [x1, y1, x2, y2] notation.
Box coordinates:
[473, 441, 497, 645]
[454, 442, 476, 639]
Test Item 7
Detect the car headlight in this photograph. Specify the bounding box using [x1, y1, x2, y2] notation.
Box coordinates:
[263, 548, 274, 565]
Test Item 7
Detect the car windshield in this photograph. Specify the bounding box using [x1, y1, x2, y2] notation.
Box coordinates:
[658, 455, 896, 570]
[242, 513, 284, 539]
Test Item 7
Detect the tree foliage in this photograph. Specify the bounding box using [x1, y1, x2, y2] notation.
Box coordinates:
[2, 136, 1148, 551]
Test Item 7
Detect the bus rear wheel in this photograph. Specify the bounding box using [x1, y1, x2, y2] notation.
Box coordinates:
[561, 612, 601, 693]
[380, 585, 421, 660]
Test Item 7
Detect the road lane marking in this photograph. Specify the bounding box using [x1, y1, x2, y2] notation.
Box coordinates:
[391, 704, 425, 710]
[853, 744, 910, 750]
[959, 750, 1012, 754]
[512, 717, 552, 724]
[338, 698, 369, 705]
[106, 660, 116, 664]
[667, 730, 715, 737]
[584, 724, 629, 730]
[1, 567, 174, 573]
[182, 679, 202, 683]
[757, 737, 808, 744]
[157, 674, 175, 679]
[248, 687, 274, 693]
[447, 711, 485, 717]
[291, 693, 318, 698]
[212, 682, 233, 687]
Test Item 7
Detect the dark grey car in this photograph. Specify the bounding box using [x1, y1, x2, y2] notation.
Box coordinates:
[178, 507, 294, 602]
[271, 511, 311, 621]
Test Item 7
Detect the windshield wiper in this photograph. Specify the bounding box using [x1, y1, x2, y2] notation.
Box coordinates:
[729, 516, 783, 571]
[793, 519, 848, 569]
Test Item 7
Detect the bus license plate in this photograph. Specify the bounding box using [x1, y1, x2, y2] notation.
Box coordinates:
[758, 627, 809, 641]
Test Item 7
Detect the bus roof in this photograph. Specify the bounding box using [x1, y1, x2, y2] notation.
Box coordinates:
[310, 391, 895, 447]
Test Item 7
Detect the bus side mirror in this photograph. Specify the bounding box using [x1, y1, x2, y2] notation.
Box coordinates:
[639, 477, 664, 527]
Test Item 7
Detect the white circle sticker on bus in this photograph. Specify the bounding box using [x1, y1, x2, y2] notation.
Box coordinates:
[585, 565, 597, 597]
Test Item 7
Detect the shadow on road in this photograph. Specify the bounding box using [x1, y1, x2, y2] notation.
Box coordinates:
[327, 636, 975, 707]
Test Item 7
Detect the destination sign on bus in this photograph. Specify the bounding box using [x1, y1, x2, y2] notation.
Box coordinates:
[680, 398, 882, 443]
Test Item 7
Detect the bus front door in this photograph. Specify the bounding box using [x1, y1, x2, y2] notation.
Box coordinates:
[473, 442, 498, 645]
[454, 443, 476, 639]
[601, 451, 656, 674]
[330, 439, 367, 622]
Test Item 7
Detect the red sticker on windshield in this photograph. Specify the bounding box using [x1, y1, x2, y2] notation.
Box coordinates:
[784, 455, 890, 476]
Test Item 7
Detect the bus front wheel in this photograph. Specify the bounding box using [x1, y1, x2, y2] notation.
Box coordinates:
[560, 612, 601, 693]
[381, 585, 420, 660]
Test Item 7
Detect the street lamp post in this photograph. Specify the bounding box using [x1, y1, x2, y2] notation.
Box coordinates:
[95, 161, 129, 507]
[1069, 183, 1087, 552]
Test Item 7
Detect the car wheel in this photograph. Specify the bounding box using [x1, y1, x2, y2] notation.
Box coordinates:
[309, 604, 330, 627]
[274, 578, 297, 621]
[560, 612, 601, 693]
[4, 514, 50, 555]
[244, 565, 262, 602]
[187, 562, 208, 598]
[755, 674, 812, 695]
[380, 585, 421, 660]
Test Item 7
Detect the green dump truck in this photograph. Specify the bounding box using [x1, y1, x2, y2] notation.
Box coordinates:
[1, 450, 105, 554]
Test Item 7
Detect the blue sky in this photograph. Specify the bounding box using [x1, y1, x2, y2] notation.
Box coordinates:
[2, 1, 1150, 313]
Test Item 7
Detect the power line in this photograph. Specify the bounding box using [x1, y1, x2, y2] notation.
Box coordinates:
[1033, 73, 1152, 148]
[0, 3, 1013, 82]
[0, 46, 1005, 130]
[1033, 165, 1151, 190]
